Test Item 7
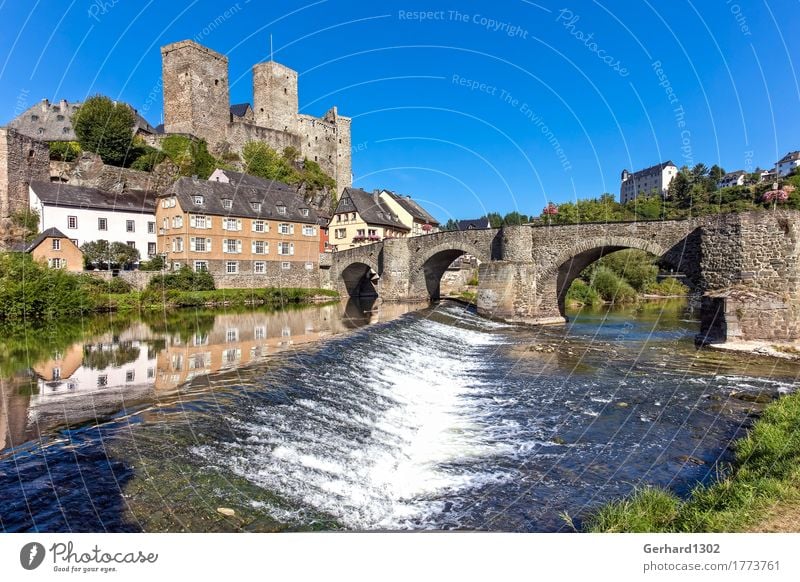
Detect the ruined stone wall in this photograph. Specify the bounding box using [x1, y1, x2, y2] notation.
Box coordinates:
[50, 152, 178, 193]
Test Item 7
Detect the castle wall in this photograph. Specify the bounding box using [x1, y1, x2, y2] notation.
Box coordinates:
[335, 115, 352, 192]
[161, 40, 230, 150]
[298, 114, 338, 179]
[225, 122, 302, 158]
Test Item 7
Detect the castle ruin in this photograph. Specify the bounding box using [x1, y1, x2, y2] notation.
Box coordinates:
[160, 40, 352, 194]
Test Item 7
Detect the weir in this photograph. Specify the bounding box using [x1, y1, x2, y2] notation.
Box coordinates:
[328, 211, 800, 344]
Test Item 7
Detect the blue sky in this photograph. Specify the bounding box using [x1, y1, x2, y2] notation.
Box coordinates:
[1, 1, 798, 223]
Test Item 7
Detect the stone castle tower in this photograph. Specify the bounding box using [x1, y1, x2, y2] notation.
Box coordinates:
[161, 40, 352, 195]
[0, 128, 49, 243]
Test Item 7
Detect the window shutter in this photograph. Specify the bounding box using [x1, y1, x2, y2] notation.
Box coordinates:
[190, 237, 196, 251]
[237, 240, 242, 253]
[251, 240, 256, 253]
[190, 215, 196, 228]
[290, 243, 294, 256]
[237, 219, 242, 231]
[290, 224, 295, 235]
[206, 217, 212, 229]
[251, 220, 256, 232]
[222, 220, 228, 231]
[206, 238, 212, 251]
[265, 242, 269, 254]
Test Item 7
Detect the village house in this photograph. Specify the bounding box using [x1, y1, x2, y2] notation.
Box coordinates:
[327, 187, 410, 251]
[14, 227, 83, 272]
[457, 218, 491, 230]
[29, 181, 157, 260]
[717, 170, 747, 189]
[776, 151, 800, 177]
[156, 177, 320, 279]
[619, 161, 678, 203]
[377, 190, 440, 236]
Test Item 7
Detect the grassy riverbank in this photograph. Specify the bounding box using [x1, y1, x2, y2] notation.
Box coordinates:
[583, 391, 800, 532]
[0, 252, 338, 328]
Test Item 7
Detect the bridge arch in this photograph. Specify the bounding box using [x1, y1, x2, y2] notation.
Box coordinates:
[538, 236, 679, 317]
[408, 240, 488, 301]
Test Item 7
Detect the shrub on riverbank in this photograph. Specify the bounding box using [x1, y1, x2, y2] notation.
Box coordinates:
[583, 392, 800, 532]
[100, 287, 339, 312]
[147, 266, 216, 291]
[590, 266, 637, 303]
[565, 279, 601, 307]
[644, 277, 690, 296]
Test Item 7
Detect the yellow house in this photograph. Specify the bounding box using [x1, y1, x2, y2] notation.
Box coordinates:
[377, 190, 439, 236]
[328, 187, 410, 250]
[19, 227, 83, 272]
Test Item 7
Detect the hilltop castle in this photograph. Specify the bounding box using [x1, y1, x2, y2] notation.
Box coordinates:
[160, 40, 352, 193]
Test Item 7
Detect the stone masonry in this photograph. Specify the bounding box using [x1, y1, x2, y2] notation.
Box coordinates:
[326, 211, 800, 344]
[161, 40, 352, 195]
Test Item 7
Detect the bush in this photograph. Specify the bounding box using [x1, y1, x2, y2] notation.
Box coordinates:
[566, 278, 601, 306]
[591, 266, 637, 303]
[79, 274, 133, 295]
[49, 141, 82, 162]
[147, 266, 215, 291]
[594, 249, 658, 292]
[161, 135, 219, 179]
[243, 141, 300, 184]
[644, 277, 689, 296]
[130, 147, 167, 172]
[138, 255, 165, 271]
[72, 95, 136, 166]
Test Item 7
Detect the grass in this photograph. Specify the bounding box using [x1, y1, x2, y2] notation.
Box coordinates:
[583, 392, 800, 532]
[95, 287, 339, 313]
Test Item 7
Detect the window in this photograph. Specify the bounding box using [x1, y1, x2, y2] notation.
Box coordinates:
[305, 262, 314, 270]
[356, 229, 365, 237]
[193, 195, 204, 205]
[190, 237, 210, 252]
[224, 239, 241, 254]
[172, 215, 183, 228]
[126, 220, 135, 232]
[191, 215, 210, 229]
[300, 208, 309, 216]
[281, 262, 291, 270]
[148, 242, 157, 256]
[335, 228, 346, 239]
[67, 216, 77, 229]
[253, 261, 266, 274]
[278, 242, 294, 255]
[252, 219, 267, 232]
[225, 261, 239, 274]
[98, 217, 107, 230]
[172, 237, 184, 252]
[31, 114, 39, 121]
[148, 221, 155, 234]
[48, 258, 63, 269]
[252, 240, 268, 254]
[126, 370, 135, 383]
[172, 262, 182, 271]
[52, 239, 61, 250]
[194, 261, 208, 272]
[127, 241, 136, 249]
[302, 225, 315, 236]
[222, 199, 233, 210]
[98, 375, 108, 387]
[278, 223, 293, 235]
[223, 218, 241, 231]
[254, 326, 266, 339]
[277, 205, 287, 215]
[162, 217, 169, 230]
[250, 202, 261, 212]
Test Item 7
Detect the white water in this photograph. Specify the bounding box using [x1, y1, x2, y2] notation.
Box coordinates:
[192, 308, 518, 529]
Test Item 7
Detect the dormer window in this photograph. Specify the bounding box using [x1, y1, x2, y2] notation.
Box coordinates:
[277, 205, 287, 215]
[300, 208, 309, 217]
[193, 195, 204, 205]
[251, 202, 262, 212]
[222, 199, 233, 210]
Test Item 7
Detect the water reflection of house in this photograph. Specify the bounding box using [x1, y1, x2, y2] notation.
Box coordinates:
[154, 309, 338, 391]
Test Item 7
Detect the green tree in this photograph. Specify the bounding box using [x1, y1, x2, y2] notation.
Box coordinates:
[72, 95, 136, 166]
[443, 218, 459, 231]
[486, 212, 503, 228]
[81, 240, 111, 269]
[503, 211, 529, 225]
[109, 242, 140, 269]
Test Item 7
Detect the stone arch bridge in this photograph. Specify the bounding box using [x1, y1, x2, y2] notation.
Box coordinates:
[327, 211, 800, 344]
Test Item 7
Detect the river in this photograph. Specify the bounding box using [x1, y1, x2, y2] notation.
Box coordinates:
[0, 299, 796, 532]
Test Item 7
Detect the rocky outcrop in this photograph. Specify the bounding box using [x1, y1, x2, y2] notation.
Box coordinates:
[50, 152, 179, 193]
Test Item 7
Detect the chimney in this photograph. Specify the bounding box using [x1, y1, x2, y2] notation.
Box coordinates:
[41, 99, 49, 112]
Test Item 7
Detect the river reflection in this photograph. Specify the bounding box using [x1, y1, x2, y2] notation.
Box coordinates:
[0, 298, 421, 455]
